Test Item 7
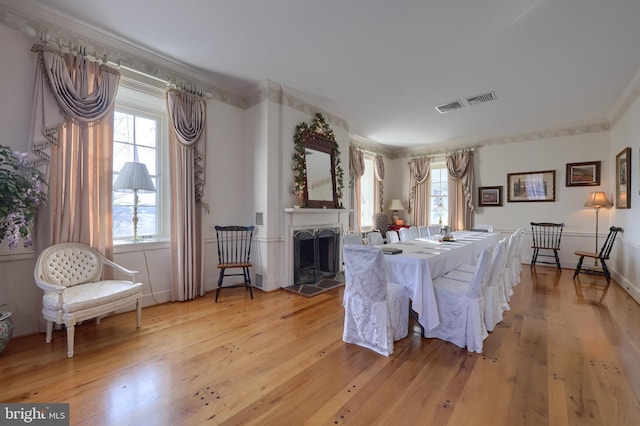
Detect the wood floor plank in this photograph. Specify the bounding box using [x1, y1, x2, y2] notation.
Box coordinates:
[2, 267, 640, 425]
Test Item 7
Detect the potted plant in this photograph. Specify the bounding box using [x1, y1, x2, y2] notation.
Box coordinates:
[0, 145, 47, 249]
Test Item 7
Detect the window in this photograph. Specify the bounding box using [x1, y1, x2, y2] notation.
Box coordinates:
[430, 164, 448, 226]
[112, 83, 168, 242]
[359, 154, 376, 230]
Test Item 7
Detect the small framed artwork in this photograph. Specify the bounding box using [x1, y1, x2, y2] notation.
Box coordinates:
[507, 170, 556, 202]
[616, 147, 631, 209]
[478, 186, 503, 206]
[566, 161, 601, 186]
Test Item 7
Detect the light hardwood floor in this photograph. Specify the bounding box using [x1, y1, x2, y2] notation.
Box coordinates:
[2, 266, 640, 425]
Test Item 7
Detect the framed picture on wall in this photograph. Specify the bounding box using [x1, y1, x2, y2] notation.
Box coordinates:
[507, 170, 556, 202]
[566, 161, 601, 186]
[478, 186, 503, 206]
[616, 147, 631, 209]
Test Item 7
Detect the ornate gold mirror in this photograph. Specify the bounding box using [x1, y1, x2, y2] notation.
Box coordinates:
[293, 113, 344, 209]
[302, 130, 338, 208]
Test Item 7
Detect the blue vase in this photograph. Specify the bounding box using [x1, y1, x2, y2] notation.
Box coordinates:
[0, 312, 14, 354]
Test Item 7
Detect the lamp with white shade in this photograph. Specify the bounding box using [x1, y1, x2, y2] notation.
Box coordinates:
[387, 198, 405, 225]
[583, 191, 612, 268]
[113, 162, 156, 241]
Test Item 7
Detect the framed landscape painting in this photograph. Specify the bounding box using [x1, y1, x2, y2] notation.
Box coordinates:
[478, 186, 503, 206]
[507, 170, 556, 202]
[566, 161, 601, 186]
[616, 147, 631, 209]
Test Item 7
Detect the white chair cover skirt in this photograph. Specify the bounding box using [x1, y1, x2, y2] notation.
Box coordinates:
[342, 245, 409, 356]
[424, 246, 491, 353]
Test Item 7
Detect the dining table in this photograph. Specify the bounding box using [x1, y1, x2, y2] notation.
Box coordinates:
[379, 230, 501, 333]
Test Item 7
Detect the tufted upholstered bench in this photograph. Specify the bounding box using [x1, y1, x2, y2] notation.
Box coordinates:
[34, 242, 143, 357]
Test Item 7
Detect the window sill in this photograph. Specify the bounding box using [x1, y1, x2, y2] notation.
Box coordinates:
[113, 238, 170, 254]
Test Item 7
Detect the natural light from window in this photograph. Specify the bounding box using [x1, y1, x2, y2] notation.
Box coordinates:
[360, 155, 375, 229]
[430, 165, 448, 226]
[112, 109, 159, 240]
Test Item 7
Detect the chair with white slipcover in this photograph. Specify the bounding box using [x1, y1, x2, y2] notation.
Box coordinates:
[367, 231, 384, 246]
[34, 242, 143, 357]
[398, 227, 411, 241]
[483, 238, 509, 331]
[342, 245, 409, 356]
[502, 232, 518, 302]
[427, 224, 442, 237]
[407, 226, 420, 240]
[441, 240, 508, 331]
[342, 233, 364, 246]
[424, 246, 491, 353]
[418, 226, 429, 238]
[386, 230, 400, 244]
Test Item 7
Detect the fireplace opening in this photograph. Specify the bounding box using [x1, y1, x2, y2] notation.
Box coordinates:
[293, 228, 340, 285]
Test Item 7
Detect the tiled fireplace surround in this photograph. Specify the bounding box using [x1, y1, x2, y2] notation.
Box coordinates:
[282, 208, 350, 287]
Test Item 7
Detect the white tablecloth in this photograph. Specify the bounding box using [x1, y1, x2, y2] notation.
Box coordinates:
[381, 231, 500, 332]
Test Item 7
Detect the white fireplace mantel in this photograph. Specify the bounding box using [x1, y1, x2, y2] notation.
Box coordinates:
[282, 208, 351, 287]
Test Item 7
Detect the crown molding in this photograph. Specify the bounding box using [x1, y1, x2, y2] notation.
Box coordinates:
[383, 121, 610, 159]
[610, 67, 640, 127]
[247, 81, 349, 132]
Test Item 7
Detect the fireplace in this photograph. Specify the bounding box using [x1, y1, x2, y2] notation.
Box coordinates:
[293, 227, 340, 285]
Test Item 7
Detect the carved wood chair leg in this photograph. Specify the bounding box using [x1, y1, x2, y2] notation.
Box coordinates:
[244, 267, 254, 299]
[531, 248, 538, 268]
[215, 269, 225, 303]
[554, 249, 561, 269]
[574, 256, 585, 279]
[66, 323, 76, 358]
[46, 321, 53, 343]
[601, 260, 611, 284]
[136, 299, 142, 328]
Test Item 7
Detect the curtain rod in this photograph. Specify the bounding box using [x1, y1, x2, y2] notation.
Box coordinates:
[36, 32, 206, 98]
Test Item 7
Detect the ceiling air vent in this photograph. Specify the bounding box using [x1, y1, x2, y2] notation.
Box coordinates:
[434, 100, 464, 114]
[465, 91, 497, 106]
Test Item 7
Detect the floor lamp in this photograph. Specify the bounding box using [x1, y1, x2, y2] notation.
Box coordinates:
[114, 162, 156, 241]
[583, 191, 612, 268]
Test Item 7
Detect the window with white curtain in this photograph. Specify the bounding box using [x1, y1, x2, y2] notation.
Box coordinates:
[429, 163, 449, 226]
[112, 83, 168, 242]
[359, 154, 376, 230]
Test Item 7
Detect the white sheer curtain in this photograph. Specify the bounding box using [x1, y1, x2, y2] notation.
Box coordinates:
[29, 44, 119, 256]
[166, 89, 207, 301]
[350, 146, 365, 231]
[374, 154, 385, 213]
[408, 157, 430, 226]
[446, 151, 474, 230]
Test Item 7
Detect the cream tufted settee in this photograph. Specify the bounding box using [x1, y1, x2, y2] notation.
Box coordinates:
[34, 242, 143, 357]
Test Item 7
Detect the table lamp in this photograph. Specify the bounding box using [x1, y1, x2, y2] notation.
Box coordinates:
[387, 198, 405, 225]
[113, 162, 156, 240]
[583, 191, 612, 267]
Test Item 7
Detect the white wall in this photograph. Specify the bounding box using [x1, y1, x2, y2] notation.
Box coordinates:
[610, 82, 640, 302]
[0, 24, 47, 335]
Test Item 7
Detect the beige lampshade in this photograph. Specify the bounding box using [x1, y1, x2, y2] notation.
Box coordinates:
[583, 191, 612, 209]
[387, 198, 405, 211]
[113, 162, 156, 193]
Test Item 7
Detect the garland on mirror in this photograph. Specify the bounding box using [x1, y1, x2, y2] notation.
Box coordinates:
[292, 113, 344, 203]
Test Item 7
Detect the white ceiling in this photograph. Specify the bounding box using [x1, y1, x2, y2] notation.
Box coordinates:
[17, 0, 640, 150]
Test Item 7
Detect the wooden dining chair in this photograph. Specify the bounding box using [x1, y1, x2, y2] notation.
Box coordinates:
[530, 222, 564, 269]
[573, 226, 622, 284]
[214, 225, 255, 302]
